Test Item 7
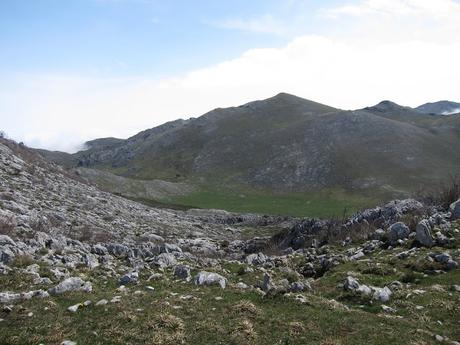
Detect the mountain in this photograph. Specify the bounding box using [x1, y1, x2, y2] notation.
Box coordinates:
[38, 93, 460, 216]
[415, 100, 460, 115]
[2, 135, 460, 344]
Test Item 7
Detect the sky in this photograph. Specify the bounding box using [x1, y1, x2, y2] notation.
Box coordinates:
[1, 0, 459, 152]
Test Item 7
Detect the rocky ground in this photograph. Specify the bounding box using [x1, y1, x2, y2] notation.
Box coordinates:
[1, 138, 460, 345]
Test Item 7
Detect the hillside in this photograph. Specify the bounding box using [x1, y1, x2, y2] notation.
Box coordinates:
[2, 137, 460, 345]
[416, 101, 460, 115]
[38, 93, 460, 217]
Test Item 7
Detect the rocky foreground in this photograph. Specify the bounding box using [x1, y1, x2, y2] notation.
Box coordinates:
[1, 138, 460, 345]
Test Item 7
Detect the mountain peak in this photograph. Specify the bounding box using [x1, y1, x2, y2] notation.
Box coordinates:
[366, 100, 410, 112]
[415, 100, 460, 115]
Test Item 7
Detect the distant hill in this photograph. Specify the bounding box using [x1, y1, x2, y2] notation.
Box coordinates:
[415, 101, 460, 115]
[37, 93, 460, 216]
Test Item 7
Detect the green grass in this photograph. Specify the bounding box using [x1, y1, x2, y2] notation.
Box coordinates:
[1, 230, 459, 345]
[170, 186, 384, 218]
[0, 267, 442, 345]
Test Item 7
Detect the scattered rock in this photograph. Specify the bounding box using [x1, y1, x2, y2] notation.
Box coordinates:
[194, 271, 227, 289]
[67, 304, 81, 313]
[174, 265, 191, 281]
[374, 287, 392, 302]
[450, 199, 460, 220]
[48, 277, 92, 295]
[381, 305, 396, 313]
[388, 222, 410, 242]
[245, 252, 268, 266]
[95, 299, 108, 306]
[416, 220, 434, 247]
[119, 271, 139, 285]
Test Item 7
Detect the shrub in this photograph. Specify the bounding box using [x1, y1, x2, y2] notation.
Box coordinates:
[419, 176, 460, 210]
[11, 255, 34, 268]
[0, 215, 15, 235]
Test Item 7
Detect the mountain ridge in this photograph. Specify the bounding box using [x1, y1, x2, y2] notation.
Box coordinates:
[35, 93, 460, 216]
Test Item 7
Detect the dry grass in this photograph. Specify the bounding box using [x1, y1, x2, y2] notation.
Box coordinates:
[418, 176, 460, 210]
[320, 339, 342, 345]
[230, 319, 257, 345]
[231, 300, 260, 316]
[288, 321, 305, 336]
[148, 313, 186, 345]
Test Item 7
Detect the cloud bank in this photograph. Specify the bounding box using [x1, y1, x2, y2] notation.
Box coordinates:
[1, 0, 459, 152]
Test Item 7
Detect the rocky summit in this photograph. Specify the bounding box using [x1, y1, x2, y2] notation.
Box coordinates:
[1, 137, 460, 345]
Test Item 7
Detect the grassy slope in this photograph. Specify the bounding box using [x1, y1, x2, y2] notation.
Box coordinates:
[169, 186, 384, 218]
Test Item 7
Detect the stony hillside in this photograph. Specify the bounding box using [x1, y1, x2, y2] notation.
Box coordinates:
[1, 137, 460, 344]
[38, 93, 460, 217]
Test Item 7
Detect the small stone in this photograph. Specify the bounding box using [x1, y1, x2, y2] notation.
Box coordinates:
[145, 286, 155, 292]
[381, 305, 396, 313]
[235, 282, 248, 289]
[61, 341, 77, 345]
[67, 304, 81, 313]
[95, 299, 108, 306]
[110, 296, 122, 303]
[147, 273, 163, 281]
[83, 300, 92, 307]
[119, 271, 139, 285]
[435, 334, 444, 342]
[174, 265, 191, 281]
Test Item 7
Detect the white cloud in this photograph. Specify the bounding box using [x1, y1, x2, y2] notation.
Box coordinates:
[213, 14, 288, 36]
[1, 0, 459, 152]
[443, 108, 460, 115]
[323, 0, 460, 18]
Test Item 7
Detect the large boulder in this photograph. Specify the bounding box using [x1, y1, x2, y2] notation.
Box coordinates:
[450, 199, 460, 220]
[174, 265, 191, 281]
[388, 222, 410, 242]
[194, 271, 227, 289]
[48, 277, 92, 295]
[416, 220, 434, 247]
[373, 287, 392, 302]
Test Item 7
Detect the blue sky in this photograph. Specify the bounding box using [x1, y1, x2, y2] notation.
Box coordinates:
[1, 0, 459, 151]
[0, 0, 328, 77]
